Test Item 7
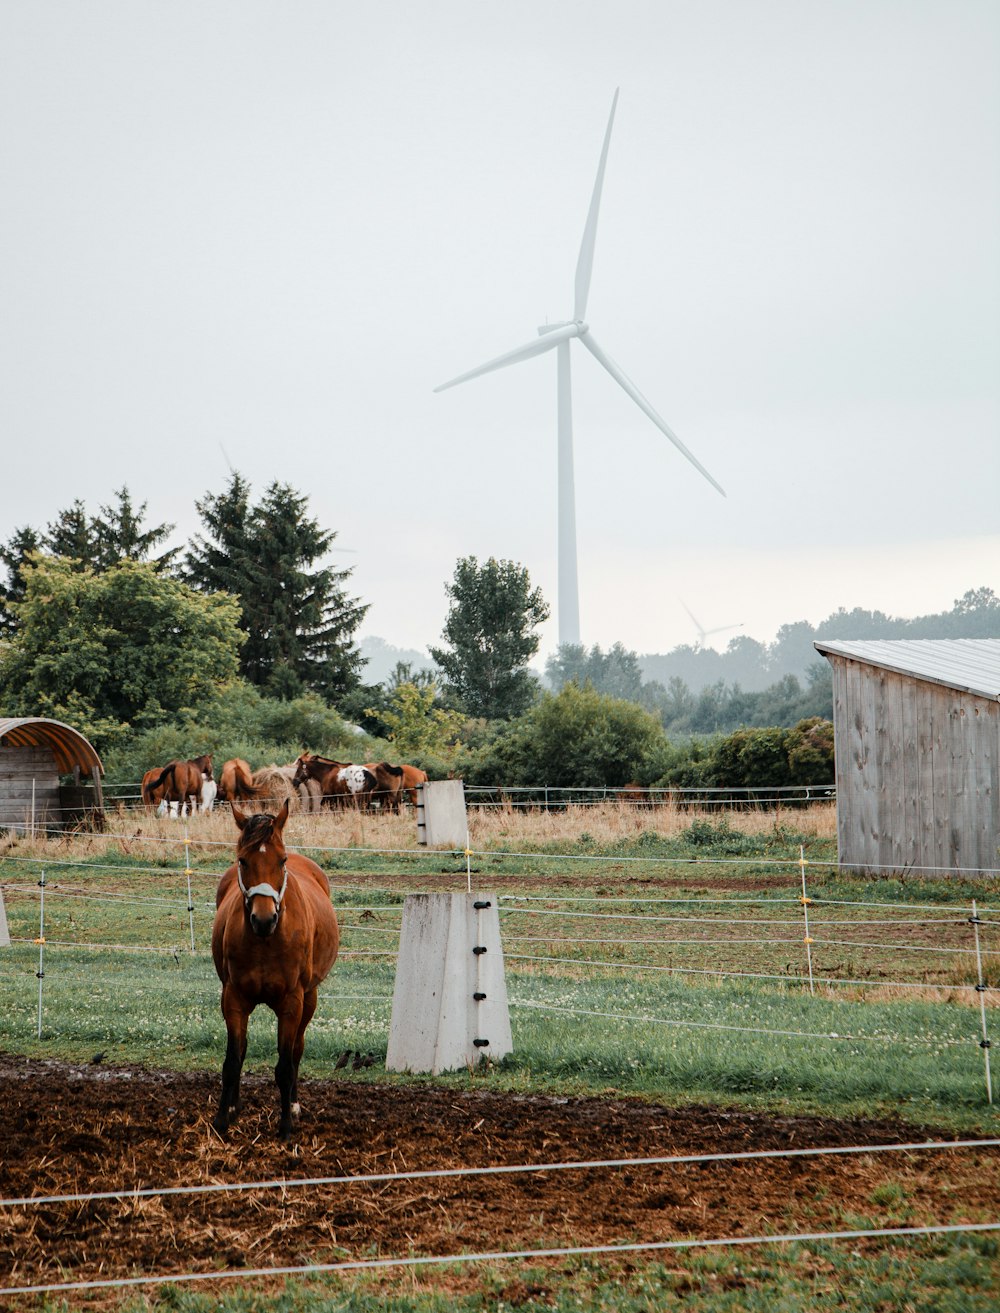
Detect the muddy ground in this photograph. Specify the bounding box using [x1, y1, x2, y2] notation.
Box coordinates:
[2, 1052, 998, 1305]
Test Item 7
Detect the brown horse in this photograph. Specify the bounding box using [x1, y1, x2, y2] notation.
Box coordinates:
[211, 800, 339, 1141]
[145, 755, 213, 817]
[140, 768, 169, 812]
[218, 757, 255, 802]
[292, 752, 377, 810]
[365, 761, 405, 813]
[400, 763, 429, 807]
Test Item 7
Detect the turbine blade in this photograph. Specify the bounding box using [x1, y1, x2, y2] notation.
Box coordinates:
[580, 333, 726, 497]
[679, 600, 701, 628]
[434, 322, 578, 392]
[574, 89, 619, 323]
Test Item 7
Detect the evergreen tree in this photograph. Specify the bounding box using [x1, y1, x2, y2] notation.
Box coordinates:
[44, 500, 100, 567]
[0, 526, 42, 639]
[184, 473, 367, 701]
[184, 472, 255, 601]
[92, 487, 176, 571]
[430, 556, 549, 720]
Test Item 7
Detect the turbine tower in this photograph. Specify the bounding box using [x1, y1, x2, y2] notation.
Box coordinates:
[435, 89, 726, 648]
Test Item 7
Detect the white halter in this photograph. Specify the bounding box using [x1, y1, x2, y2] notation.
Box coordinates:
[237, 860, 289, 911]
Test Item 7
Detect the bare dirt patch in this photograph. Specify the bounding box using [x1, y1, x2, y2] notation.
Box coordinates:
[1, 1052, 997, 1305]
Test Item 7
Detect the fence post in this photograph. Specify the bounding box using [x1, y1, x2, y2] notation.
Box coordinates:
[970, 899, 993, 1105]
[799, 845, 815, 995]
[184, 829, 196, 952]
[386, 891, 512, 1075]
[36, 869, 46, 1039]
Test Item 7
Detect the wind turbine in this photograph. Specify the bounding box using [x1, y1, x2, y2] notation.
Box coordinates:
[435, 89, 725, 648]
[680, 601, 742, 649]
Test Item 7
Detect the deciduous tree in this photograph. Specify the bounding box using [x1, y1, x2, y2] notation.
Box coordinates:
[430, 556, 549, 720]
[0, 558, 243, 751]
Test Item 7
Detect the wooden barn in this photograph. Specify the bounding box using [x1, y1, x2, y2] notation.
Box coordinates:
[814, 639, 1000, 877]
[0, 717, 104, 833]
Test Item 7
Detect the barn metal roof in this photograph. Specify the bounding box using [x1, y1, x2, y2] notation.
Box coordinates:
[813, 638, 1000, 702]
[0, 717, 104, 774]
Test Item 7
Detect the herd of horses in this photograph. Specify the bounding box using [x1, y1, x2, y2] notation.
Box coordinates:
[140, 752, 429, 817]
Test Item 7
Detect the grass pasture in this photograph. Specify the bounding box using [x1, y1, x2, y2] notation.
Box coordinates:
[1, 799, 999, 1309]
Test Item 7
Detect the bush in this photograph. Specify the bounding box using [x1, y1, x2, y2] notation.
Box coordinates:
[100, 682, 374, 788]
[463, 684, 668, 787]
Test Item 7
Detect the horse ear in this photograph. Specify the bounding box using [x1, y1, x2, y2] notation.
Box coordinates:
[275, 798, 290, 831]
[232, 804, 248, 831]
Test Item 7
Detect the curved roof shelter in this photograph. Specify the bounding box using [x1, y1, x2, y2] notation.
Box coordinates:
[0, 717, 103, 775]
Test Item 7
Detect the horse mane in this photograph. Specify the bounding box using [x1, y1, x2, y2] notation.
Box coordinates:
[236, 811, 280, 859]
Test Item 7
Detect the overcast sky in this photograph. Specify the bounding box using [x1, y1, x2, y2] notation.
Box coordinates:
[2, 1, 997, 662]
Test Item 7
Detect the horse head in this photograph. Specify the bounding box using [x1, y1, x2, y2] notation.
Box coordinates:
[232, 800, 290, 938]
[194, 754, 214, 781]
[291, 754, 315, 789]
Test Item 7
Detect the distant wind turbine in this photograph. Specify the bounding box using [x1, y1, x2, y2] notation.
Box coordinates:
[681, 601, 742, 649]
[435, 89, 725, 648]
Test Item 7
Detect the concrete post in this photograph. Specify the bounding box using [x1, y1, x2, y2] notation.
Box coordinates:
[385, 891, 512, 1075]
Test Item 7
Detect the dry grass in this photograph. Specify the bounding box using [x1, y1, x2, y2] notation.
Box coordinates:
[470, 797, 838, 847]
[7, 797, 839, 866]
[0, 793, 839, 887]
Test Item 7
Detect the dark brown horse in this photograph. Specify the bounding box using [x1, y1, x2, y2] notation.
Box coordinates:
[211, 800, 339, 1141]
[365, 761, 405, 813]
[145, 754, 214, 816]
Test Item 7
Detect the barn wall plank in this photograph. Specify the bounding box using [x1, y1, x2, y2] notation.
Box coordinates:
[825, 652, 1000, 878]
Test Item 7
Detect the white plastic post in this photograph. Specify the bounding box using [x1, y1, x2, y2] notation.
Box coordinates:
[0, 879, 10, 948]
[799, 846, 815, 995]
[971, 899, 993, 1106]
[385, 891, 513, 1075]
[36, 869, 46, 1039]
[416, 780, 469, 850]
[184, 830, 196, 952]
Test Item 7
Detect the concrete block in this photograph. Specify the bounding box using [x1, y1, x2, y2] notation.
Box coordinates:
[385, 891, 512, 1075]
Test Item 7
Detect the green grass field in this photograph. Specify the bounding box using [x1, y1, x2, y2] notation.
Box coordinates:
[1, 804, 998, 1309]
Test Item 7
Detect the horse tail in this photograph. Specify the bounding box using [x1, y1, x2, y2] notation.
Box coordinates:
[147, 762, 176, 796]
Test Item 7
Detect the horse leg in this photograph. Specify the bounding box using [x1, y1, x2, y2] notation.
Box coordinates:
[274, 992, 305, 1141]
[213, 987, 249, 1135]
[289, 987, 318, 1118]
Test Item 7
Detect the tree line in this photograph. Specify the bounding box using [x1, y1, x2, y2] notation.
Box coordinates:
[0, 477, 554, 762]
[1, 478, 996, 793]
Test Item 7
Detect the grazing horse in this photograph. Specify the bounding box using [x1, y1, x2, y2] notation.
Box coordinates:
[140, 768, 169, 812]
[145, 755, 214, 817]
[211, 800, 339, 1141]
[292, 752, 377, 810]
[400, 763, 429, 808]
[218, 758, 255, 803]
[365, 761, 405, 813]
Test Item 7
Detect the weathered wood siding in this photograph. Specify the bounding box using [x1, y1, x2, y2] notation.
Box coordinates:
[830, 656, 1000, 875]
[0, 744, 59, 831]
